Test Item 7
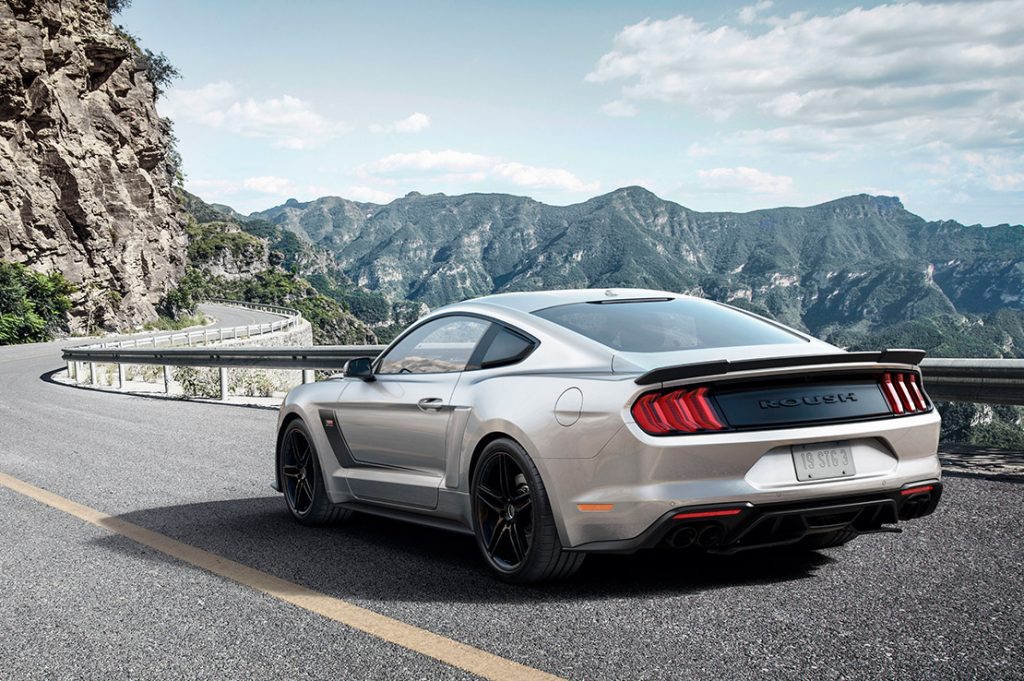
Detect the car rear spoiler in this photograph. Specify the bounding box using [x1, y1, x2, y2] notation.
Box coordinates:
[634, 348, 927, 386]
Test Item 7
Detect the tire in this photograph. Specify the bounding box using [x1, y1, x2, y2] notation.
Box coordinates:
[278, 419, 351, 527]
[470, 438, 585, 583]
[795, 529, 858, 550]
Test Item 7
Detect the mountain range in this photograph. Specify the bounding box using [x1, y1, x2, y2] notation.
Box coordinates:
[227, 188, 1023, 353]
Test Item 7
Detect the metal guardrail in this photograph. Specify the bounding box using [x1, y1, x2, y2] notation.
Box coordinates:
[60, 315, 1024, 407]
[63, 345, 385, 370]
[75, 299, 305, 351]
[62, 300, 311, 399]
[920, 358, 1024, 405]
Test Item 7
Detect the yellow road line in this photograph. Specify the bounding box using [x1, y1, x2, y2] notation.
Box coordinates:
[0, 471, 564, 681]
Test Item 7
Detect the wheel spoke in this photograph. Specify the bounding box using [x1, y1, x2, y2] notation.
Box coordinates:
[486, 518, 506, 555]
[513, 495, 532, 513]
[497, 454, 512, 497]
[508, 521, 526, 561]
[477, 484, 504, 511]
[282, 465, 302, 479]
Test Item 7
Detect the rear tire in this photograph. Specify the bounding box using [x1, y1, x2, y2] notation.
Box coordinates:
[471, 438, 585, 583]
[279, 419, 351, 527]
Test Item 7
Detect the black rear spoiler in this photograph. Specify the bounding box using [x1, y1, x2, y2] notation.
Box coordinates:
[634, 349, 926, 386]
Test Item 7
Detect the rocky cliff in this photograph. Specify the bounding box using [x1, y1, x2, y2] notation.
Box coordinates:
[0, 0, 185, 331]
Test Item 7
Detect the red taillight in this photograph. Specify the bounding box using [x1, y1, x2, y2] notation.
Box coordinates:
[880, 371, 929, 416]
[631, 386, 726, 435]
[907, 373, 928, 411]
[901, 484, 934, 496]
[672, 508, 743, 520]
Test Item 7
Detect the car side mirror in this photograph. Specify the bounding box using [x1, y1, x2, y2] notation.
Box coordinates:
[344, 357, 375, 381]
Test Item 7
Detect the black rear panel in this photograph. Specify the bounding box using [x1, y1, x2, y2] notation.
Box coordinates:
[714, 380, 891, 428]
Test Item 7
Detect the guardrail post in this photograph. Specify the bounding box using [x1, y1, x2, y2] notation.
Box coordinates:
[89, 362, 97, 386]
[163, 366, 171, 394]
[117, 363, 125, 388]
[302, 370, 314, 384]
[68, 361, 76, 381]
[187, 333, 193, 347]
[219, 367, 228, 400]
[204, 329, 210, 345]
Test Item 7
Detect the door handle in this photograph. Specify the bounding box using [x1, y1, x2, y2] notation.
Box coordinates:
[417, 397, 444, 412]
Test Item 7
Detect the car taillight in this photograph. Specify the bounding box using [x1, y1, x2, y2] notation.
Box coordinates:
[880, 371, 929, 415]
[631, 386, 725, 435]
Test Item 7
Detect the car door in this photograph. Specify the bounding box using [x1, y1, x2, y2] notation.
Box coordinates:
[334, 315, 492, 493]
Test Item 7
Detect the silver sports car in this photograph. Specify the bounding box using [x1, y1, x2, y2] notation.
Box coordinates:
[274, 288, 942, 583]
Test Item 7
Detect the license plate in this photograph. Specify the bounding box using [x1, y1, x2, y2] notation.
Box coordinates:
[791, 441, 855, 481]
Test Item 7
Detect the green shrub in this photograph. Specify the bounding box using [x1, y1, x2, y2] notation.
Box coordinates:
[174, 366, 221, 398]
[0, 262, 74, 345]
[229, 369, 279, 397]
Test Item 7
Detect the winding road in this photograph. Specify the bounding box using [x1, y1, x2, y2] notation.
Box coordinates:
[0, 304, 1020, 679]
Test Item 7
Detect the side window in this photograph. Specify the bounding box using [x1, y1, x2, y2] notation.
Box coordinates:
[377, 316, 491, 375]
[478, 326, 536, 369]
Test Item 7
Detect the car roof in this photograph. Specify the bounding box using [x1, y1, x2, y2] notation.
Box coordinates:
[456, 288, 689, 313]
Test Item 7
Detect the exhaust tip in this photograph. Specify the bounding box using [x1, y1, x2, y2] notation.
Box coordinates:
[668, 526, 697, 549]
[697, 523, 725, 548]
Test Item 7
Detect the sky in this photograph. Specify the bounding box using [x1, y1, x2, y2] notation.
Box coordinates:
[120, 0, 1024, 225]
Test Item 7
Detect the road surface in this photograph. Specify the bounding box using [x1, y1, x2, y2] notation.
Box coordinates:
[0, 307, 1020, 679]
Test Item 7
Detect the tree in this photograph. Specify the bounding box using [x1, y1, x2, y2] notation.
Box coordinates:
[106, 0, 132, 14]
[0, 262, 74, 345]
[141, 49, 180, 96]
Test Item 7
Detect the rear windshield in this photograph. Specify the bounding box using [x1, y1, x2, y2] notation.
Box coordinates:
[533, 298, 806, 353]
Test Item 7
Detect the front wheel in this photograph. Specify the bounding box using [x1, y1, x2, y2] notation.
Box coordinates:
[278, 419, 351, 526]
[471, 438, 585, 583]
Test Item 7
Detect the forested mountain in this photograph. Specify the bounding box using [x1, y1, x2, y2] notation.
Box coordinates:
[243, 187, 1024, 356]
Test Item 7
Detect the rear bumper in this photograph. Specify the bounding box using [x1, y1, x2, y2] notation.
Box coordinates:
[569, 480, 942, 554]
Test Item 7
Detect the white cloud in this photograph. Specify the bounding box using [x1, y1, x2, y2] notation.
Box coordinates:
[600, 100, 638, 117]
[698, 166, 793, 194]
[358, 149, 598, 193]
[963, 151, 1024, 191]
[359, 150, 492, 175]
[687, 142, 716, 158]
[186, 176, 332, 207]
[369, 112, 432, 134]
[492, 162, 600, 192]
[164, 81, 347, 149]
[587, 2, 1024, 149]
[242, 176, 296, 194]
[346, 186, 398, 203]
[738, 0, 773, 25]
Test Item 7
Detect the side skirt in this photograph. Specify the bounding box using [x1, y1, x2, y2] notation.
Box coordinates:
[336, 499, 474, 537]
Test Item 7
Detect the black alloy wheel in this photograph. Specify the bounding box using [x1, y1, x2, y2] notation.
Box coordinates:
[471, 438, 585, 583]
[282, 426, 317, 517]
[474, 451, 535, 570]
[278, 419, 351, 526]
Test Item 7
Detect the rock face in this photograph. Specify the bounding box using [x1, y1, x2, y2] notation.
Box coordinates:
[0, 0, 185, 331]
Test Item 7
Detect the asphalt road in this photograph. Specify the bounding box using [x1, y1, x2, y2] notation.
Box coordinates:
[0, 308, 1020, 680]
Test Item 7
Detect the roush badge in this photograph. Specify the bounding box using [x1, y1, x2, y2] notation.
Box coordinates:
[758, 392, 858, 409]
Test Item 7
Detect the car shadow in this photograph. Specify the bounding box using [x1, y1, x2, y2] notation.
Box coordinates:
[37, 368, 279, 411]
[92, 496, 835, 603]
